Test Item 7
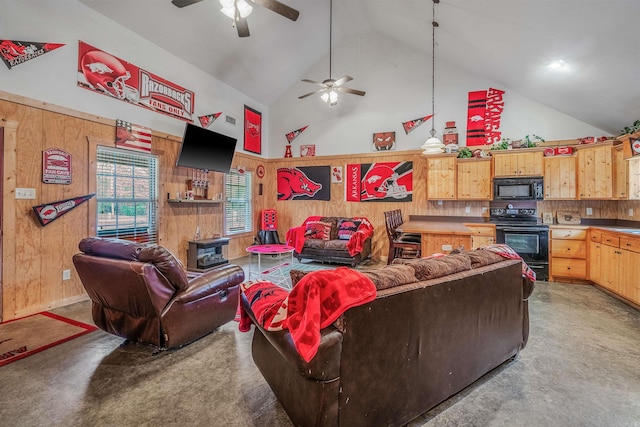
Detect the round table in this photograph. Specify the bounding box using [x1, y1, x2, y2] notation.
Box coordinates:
[246, 244, 295, 288]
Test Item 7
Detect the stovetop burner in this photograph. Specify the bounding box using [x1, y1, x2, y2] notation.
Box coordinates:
[489, 200, 542, 225]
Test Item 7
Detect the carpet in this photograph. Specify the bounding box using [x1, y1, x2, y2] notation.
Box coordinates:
[0, 311, 97, 367]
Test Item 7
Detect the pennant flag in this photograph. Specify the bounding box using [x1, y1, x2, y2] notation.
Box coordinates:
[285, 125, 308, 143]
[33, 194, 95, 227]
[0, 40, 64, 69]
[198, 112, 222, 128]
[116, 119, 152, 153]
[402, 115, 433, 134]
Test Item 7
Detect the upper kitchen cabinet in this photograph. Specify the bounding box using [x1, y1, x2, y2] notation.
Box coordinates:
[576, 143, 613, 199]
[543, 155, 577, 200]
[613, 143, 629, 199]
[426, 154, 457, 200]
[456, 158, 492, 200]
[492, 149, 544, 177]
[629, 156, 640, 200]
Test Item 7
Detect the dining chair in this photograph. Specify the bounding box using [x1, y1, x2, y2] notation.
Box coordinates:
[384, 209, 422, 264]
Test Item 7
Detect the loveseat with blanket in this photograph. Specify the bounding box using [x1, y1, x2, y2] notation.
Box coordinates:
[285, 216, 373, 267]
[239, 247, 535, 427]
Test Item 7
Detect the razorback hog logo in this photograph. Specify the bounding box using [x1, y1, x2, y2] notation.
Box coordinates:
[277, 168, 321, 200]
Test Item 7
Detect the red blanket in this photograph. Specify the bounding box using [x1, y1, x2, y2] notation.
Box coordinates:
[285, 216, 323, 253]
[239, 268, 377, 362]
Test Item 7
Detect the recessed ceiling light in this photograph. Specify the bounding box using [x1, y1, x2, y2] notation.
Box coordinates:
[548, 60, 566, 70]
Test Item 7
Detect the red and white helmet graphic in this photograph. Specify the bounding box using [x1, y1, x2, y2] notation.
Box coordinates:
[362, 165, 407, 199]
[81, 50, 138, 102]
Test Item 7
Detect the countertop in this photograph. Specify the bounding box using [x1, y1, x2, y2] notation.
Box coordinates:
[399, 220, 472, 235]
[550, 224, 640, 236]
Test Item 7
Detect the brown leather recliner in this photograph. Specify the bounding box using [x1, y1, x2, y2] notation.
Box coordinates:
[72, 237, 244, 349]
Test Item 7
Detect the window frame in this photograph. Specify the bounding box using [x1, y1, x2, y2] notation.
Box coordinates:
[224, 168, 253, 237]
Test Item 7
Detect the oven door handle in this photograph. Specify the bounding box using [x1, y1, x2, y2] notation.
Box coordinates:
[498, 227, 548, 232]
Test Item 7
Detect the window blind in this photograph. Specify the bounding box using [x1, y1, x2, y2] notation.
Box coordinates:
[224, 169, 252, 235]
[96, 146, 158, 243]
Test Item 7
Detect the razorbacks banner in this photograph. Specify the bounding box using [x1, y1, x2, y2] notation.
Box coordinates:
[199, 112, 222, 128]
[277, 166, 330, 201]
[33, 194, 95, 227]
[116, 119, 152, 153]
[77, 41, 195, 122]
[0, 40, 64, 69]
[345, 162, 413, 202]
[285, 126, 308, 143]
[402, 115, 433, 135]
[466, 88, 505, 146]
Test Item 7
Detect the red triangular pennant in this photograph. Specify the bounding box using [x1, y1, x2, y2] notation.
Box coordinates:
[402, 115, 434, 134]
[0, 40, 64, 69]
[285, 125, 308, 143]
[32, 194, 95, 227]
[198, 113, 222, 128]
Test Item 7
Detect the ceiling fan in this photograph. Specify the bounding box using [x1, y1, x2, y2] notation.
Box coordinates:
[298, 0, 365, 106]
[171, 0, 299, 38]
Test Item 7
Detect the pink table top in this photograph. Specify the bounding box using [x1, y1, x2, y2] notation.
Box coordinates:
[246, 244, 295, 254]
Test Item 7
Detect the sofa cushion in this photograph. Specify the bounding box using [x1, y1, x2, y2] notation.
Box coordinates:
[303, 239, 348, 251]
[392, 253, 472, 281]
[305, 221, 332, 240]
[466, 249, 505, 268]
[362, 264, 417, 290]
[338, 219, 361, 240]
[319, 217, 341, 240]
[290, 269, 309, 287]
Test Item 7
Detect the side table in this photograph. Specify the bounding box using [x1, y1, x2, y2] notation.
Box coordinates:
[246, 244, 295, 289]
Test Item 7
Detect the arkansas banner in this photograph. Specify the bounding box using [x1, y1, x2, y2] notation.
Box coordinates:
[466, 88, 505, 146]
[0, 40, 64, 69]
[277, 166, 330, 201]
[77, 41, 195, 122]
[286, 126, 308, 143]
[116, 119, 152, 153]
[33, 194, 95, 227]
[345, 162, 413, 202]
[402, 115, 433, 135]
[198, 112, 222, 128]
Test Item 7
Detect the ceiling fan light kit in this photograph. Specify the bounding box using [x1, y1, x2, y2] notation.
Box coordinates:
[220, 0, 253, 19]
[422, 0, 444, 155]
[299, 0, 365, 106]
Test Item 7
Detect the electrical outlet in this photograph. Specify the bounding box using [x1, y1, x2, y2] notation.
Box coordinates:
[442, 244, 453, 252]
[465, 206, 471, 213]
[482, 207, 488, 214]
[629, 208, 635, 217]
[437, 200, 443, 206]
[586, 207, 593, 216]
[15, 188, 36, 199]
[62, 269, 71, 281]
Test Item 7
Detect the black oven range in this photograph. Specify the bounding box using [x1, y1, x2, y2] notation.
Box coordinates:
[490, 200, 549, 281]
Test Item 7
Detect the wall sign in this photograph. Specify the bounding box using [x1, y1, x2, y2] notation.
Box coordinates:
[42, 148, 71, 184]
[33, 194, 95, 227]
[345, 162, 413, 202]
[244, 105, 262, 154]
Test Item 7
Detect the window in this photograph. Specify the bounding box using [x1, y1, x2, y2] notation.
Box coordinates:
[224, 169, 252, 235]
[96, 146, 158, 243]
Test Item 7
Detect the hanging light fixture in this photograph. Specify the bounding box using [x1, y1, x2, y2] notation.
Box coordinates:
[422, 0, 445, 155]
[220, 0, 253, 20]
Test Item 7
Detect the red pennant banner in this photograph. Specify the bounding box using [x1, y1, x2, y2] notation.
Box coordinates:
[285, 126, 308, 143]
[198, 112, 222, 128]
[0, 40, 64, 69]
[402, 115, 433, 135]
[33, 194, 95, 227]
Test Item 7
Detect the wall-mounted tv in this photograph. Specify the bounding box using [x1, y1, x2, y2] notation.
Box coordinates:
[175, 123, 237, 174]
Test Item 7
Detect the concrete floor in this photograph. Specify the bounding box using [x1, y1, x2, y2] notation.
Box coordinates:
[1, 261, 639, 427]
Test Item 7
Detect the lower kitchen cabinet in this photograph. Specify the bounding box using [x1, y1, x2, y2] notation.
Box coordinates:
[463, 223, 495, 249]
[549, 226, 588, 281]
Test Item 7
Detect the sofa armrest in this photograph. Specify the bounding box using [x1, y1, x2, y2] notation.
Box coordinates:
[175, 264, 244, 304]
[522, 276, 535, 300]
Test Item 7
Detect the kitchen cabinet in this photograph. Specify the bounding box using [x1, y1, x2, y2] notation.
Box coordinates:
[593, 230, 640, 305]
[628, 156, 640, 200]
[492, 149, 544, 177]
[588, 230, 602, 284]
[549, 226, 588, 281]
[426, 154, 457, 200]
[463, 223, 495, 249]
[619, 235, 640, 304]
[456, 158, 492, 200]
[577, 143, 613, 199]
[613, 144, 629, 199]
[543, 155, 577, 199]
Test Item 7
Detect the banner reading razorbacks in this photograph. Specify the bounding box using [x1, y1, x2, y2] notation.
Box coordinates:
[32, 194, 95, 227]
[345, 162, 413, 202]
[77, 41, 195, 122]
[466, 88, 505, 146]
[0, 40, 64, 69]
[277, 166, 331, 201]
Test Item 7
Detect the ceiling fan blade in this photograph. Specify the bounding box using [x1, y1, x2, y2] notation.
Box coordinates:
[236, 16, 250, 37]
[298, 88, 327, 99]
[337, 87, 366, 97]
[332, 75, 353, 87]
[171, 0, 204, 8]
[301, 79, 326, 86]
[252, 0, 300, 21]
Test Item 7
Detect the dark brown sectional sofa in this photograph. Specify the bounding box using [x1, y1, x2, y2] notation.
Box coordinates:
[241, 251, 534, 427]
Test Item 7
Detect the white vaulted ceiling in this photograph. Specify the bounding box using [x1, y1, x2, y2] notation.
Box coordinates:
[79, 0, 640, 134]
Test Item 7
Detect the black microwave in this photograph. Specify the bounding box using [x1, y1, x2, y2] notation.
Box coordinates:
[493, 177, 544, 200]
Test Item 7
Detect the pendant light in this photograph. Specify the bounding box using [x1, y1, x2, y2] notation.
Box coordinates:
[422, 0, 444, 155]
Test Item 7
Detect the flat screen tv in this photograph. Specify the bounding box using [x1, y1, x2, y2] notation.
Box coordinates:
[176, 123, 237, 174]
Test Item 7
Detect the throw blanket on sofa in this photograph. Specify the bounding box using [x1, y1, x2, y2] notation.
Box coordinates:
[479, 244, 537, 281]
[285, 216, 323, 253]
[239, 268, 377, 362]
[346, 217, 374, 256]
